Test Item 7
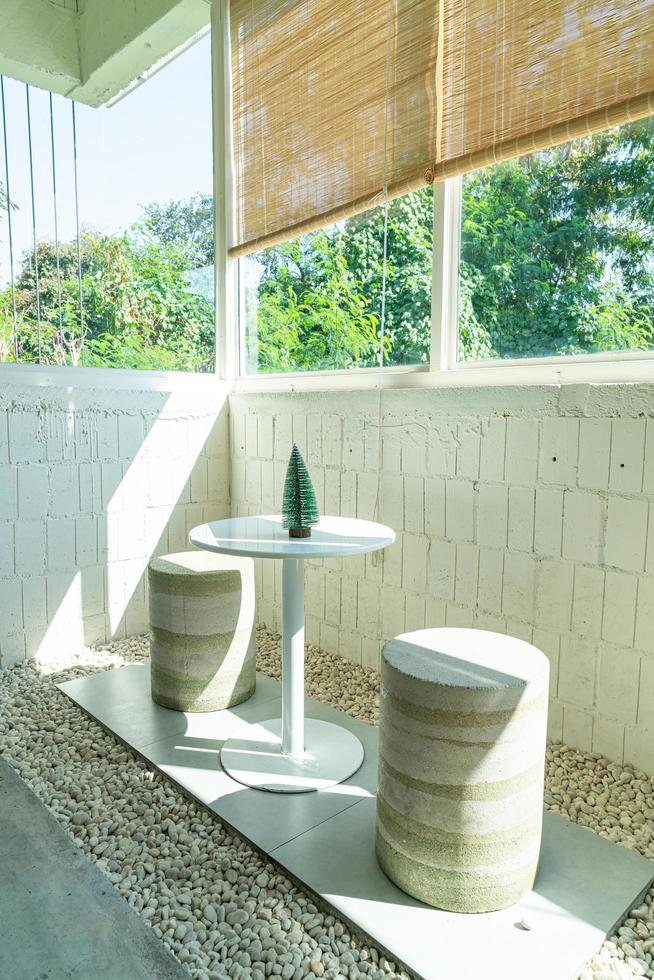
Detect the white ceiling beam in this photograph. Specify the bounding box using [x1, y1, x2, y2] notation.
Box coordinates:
[0, 0, 210, 107]
[70, 0, 210, 107]
[0, 0, 80, 97]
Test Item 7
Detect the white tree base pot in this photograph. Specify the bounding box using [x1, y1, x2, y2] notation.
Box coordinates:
[220, 718, 365, 793]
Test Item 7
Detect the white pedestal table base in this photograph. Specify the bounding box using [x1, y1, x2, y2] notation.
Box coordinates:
[220, 718, 364, 793]
[189, 516, 395, 794]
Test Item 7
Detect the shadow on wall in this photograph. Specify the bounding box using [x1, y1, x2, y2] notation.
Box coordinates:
[0, 380, 231, 667]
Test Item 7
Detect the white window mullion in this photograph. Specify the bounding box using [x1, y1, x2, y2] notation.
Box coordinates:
[211, 0, 237, 383]
[430, 182, 446, 373]
[237, 259, 247, 377]
[445, 178, 462, 370]
[430, 177, 461, 373]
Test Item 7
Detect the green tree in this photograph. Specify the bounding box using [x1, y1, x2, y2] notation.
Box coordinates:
[136, 194, 215, 268]
[246, 120, 654, 372]
[81, 234, 215, 371]
[459, 118, 654, 359]
[248, 231, 379, 373]
[341, 188, 434, 365]
[0, 181, 16, 360]
[282, 443, 320, 536]
[0, 231, 215, 370]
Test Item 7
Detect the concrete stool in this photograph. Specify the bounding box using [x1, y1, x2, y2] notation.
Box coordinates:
[376, 627, 549, 913]
[148, 551, 256, 712]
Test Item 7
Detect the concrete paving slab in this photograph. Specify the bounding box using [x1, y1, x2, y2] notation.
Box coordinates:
[138, 696, 378, 851]
[57, 663, 654, 980]
[60, 665, 377, 851]
[59, 662, 280, 752]
[272, 796, 654, 980]
[0, 758, 185, 980]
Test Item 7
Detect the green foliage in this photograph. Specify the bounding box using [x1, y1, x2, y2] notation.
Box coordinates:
[248, 193, 432, 371]
[341, 188, 434, 365]
[281, 443, 320, 534]
[3, 118, 654, 376]
[459, 118, 654, 360]
[247, 118, 654, 371]
[247, 232, 379, 373]
[0, 223, 215, 371]
[135, 194, 215, 269]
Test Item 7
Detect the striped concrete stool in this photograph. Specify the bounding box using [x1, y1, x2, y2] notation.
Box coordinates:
[148, 551, 256, 712]
[376, 627, 549, 913]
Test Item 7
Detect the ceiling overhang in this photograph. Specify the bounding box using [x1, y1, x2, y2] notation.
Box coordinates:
[0, 0, 210, 107]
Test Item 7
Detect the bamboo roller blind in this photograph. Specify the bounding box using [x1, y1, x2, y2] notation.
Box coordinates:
[229, 0, 654, 258]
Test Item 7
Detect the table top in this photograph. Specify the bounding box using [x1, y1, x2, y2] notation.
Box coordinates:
[189, 515, 395, 560]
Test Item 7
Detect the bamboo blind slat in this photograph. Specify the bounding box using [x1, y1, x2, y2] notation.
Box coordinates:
[229, 0, 654, 258]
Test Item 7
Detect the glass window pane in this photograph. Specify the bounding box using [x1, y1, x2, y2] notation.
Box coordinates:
[241, 187, 432, 374]
[0, 35, 214, 372]
[457, 118, 654, 363]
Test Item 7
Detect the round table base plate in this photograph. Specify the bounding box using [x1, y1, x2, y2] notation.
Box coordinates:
[220, 718, 364, 793]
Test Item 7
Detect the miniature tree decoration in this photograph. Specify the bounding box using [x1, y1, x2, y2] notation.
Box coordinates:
[282, 443, 320, 537]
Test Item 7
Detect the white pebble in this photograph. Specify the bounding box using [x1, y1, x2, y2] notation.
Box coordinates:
[1, 627, 652, 980]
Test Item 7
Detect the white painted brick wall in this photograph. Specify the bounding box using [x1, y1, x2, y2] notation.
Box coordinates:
[0, 381, 230, 668]
[230, 383, 654, 777]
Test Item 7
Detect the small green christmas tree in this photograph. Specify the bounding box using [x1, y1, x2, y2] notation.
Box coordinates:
[282, 443, 320, 538]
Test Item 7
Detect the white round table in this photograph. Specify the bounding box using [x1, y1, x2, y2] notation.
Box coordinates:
[189, 515, 395, 793]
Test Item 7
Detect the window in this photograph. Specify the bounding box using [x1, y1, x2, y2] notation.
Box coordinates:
[0, 36, 215, 373]
[456, 117, 654, 365]
[236, 118, 654, 381]
[240, 188, 433, 375]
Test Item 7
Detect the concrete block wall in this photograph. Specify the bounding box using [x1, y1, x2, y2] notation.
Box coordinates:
[230, 383, 654, 776]
[0, 379, 230, 667]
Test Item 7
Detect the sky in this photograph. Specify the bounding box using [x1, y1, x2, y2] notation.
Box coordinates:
[0, 35, 213, 287]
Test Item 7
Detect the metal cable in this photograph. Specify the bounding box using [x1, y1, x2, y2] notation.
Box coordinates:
[49, 93, 64, 333]
[0, 76, 18, 358]
[71, 101, 85, 364]
[26, 85, 42, 361]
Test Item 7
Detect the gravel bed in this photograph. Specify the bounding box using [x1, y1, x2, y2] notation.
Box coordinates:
[0, 625, 652, 980]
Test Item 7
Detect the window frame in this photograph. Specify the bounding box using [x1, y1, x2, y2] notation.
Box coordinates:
[225, 68, 654, 392]
[0, 361, 225, 392]
[1, 35, 219, 388]
[2, 11, 652, 391]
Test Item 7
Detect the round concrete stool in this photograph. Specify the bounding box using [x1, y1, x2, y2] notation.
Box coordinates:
[376, 627, 549, 913]
[148, 551, 256, 712]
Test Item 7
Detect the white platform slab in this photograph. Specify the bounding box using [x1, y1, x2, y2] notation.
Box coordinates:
[58, 663, 654, 980]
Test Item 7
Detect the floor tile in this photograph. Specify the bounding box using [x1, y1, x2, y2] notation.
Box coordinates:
[273, 798, 654, 980]
[58, 664, 280, 752]
[137, 698, 376, 851]
[57, 663, 654, 980]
